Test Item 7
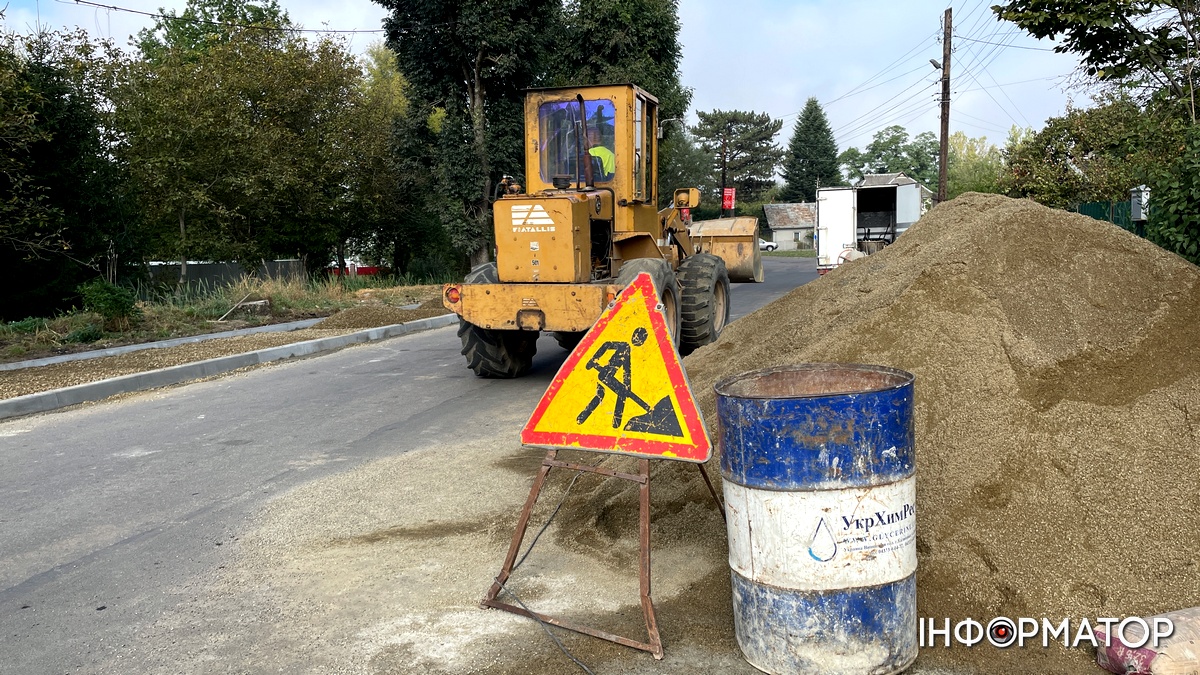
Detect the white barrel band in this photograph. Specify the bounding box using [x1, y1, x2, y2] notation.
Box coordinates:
[724, 476, 917, 591]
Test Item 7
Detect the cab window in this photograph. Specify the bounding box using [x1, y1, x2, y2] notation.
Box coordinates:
[538, 99, 616, 185]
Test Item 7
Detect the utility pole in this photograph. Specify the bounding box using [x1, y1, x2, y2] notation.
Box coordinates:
[938, 7, 952, 204]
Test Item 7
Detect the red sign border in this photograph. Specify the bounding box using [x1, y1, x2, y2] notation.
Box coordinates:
[520, 273, 712, 463]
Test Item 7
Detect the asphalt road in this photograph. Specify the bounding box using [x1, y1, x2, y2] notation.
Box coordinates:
[0, 255, 815, 674]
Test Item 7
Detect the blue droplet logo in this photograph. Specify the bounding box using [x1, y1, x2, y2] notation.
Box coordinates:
[808, 517, 837, 562]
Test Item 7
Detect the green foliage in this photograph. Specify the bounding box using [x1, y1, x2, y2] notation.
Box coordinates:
[993, 1, 1196, 100]
[839, 125, 938, 187]
[64, 323, 104, 343]
[377, 0, 560, 264]
[692, 109, 784, 202]
[113, 22, 374, 275]
[657, 130, 716, 208]
[1143, 120, 1200, 263]
[549, 0, 691, 122]
[780, 98, 843, 203]
[78, 279, 140, 322]
[3, 317, 47, 334]
[0, 22, 137, 321]
[137, 0, 293, 62]
[947, 131, 1004, 199]
[1000, 98, 1145, 208]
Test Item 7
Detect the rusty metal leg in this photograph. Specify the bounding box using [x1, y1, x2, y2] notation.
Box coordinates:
[482, 449, 557, 606]
[639, 459, 664, 659]
[696, 463, 726, 523]
[482, 452, 666, 659]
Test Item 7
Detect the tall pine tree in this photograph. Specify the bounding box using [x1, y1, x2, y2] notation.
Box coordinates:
[779, 98, 842, 202]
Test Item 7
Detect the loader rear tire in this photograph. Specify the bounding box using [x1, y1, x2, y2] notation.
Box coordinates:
[457, 262, 538, 378]
[678, 253, 731, 356]
[615, 258, 679, 346]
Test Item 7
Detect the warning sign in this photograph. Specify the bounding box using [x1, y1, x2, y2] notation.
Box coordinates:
[521, 272, 711, 462]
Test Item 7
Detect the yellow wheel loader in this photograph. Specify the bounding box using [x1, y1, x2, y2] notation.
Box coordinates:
[442, 84, 761, 377]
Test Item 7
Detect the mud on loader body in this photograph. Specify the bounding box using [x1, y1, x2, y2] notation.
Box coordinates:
[443, 84, 759, 378]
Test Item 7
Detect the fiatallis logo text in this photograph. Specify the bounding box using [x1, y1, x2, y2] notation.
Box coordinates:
[511, 204, 556, 233]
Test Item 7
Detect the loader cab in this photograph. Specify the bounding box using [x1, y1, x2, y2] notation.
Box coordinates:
[523, 84, 659, 233]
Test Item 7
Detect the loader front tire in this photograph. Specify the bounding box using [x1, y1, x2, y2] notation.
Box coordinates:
[678, 253, 731, 356]
[457, 262, 538, 378]
[615, 258, 679, 346]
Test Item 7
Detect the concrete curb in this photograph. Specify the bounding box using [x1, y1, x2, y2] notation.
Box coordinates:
[0, 318, 325, 372]
[0, 314, 459, 422]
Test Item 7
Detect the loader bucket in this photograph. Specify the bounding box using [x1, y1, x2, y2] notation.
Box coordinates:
[689, 217, 764, 283]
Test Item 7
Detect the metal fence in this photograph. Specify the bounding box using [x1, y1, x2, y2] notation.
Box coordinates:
[1077, 200, 1147, 236]
[147, 259, 307, 287]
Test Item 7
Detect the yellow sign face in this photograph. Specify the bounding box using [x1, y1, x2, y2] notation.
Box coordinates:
[521, 272, 711, 462]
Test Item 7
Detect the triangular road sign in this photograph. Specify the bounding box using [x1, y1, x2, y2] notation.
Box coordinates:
[521, 272, 711, 462]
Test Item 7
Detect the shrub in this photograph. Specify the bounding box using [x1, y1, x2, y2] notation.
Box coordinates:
[78, 279, 140, 329]
[3, 317, 47, 334]
[64, 323, 104, 343]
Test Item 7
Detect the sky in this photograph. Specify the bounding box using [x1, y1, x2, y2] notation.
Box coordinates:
[3, 0, 1087, 152]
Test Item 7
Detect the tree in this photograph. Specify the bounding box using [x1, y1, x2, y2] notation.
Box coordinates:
[838, 125, 938, 186]
[549, 0, 691, 123]
[999, 97, 1145, 208]
[376, 0, 559, 266]
[779, 98, 843, 202]
[114, 27, 369, 279]
[657, 129, 716, 207]
[993, 1, 1200, 108]
[946, 131, 1004, 199]
[995, 1, 1200, 263]
[692, 109, 783, 203]
[1, 24, 133, 319]
[137, 0, 293, 62]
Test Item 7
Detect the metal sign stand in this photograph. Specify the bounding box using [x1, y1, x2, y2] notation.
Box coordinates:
[481, 449, 665, 659]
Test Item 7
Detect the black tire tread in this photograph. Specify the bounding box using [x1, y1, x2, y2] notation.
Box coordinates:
[677, 253, 730, 355]
[615, 258, 679, 344]
[457, 262, 538, 378]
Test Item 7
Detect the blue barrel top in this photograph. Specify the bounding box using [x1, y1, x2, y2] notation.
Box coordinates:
[716, 363, 915, 490]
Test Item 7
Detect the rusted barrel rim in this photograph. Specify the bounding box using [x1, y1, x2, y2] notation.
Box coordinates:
[713, 362, 915, 401]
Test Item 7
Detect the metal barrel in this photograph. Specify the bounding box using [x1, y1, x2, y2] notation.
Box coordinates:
[715, 363, 917, 675]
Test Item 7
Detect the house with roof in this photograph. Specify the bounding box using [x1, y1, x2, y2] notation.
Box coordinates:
[762, 202, 818, 250]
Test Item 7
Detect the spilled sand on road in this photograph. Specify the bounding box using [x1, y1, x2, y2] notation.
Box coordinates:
[131, 193, 1200, 674]
[564, 192, 1200, 671]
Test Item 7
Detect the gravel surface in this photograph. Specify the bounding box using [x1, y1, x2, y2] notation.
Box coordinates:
[0, 305, 451, 401]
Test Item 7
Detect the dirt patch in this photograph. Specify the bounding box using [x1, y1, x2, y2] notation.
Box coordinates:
[0, 328, 356, 400]
[1, 300, 449, 401]
[313, 301, 448, 330]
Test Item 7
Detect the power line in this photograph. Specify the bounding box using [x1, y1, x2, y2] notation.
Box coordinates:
[953, 109, 1009, 133]
[835, 87, 939, 145]
[956, 73, 1069, 93]
[954, 34, 1056, 51]
[832, 74, 939, 137]
[56, 0, 387, 34]
[816, 28, 939, 109]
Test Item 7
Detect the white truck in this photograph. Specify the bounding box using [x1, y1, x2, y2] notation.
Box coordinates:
[815, 174, 930, 275]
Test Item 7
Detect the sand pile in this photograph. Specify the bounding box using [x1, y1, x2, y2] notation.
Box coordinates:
[313, 300, 447, 330]
[559, 193, 1200, 670]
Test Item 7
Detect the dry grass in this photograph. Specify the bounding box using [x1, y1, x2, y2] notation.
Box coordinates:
[0, 275, 444, 363]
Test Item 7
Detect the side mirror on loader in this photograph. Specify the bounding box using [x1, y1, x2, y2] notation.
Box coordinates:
[674, 188, 701, 209]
